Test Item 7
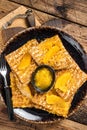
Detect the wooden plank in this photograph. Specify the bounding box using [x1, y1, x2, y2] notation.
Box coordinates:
[0, 0, 19, 19]
[0, 101, 34, 130]
[0, 5, 41, 53]
[0, 6, 28, 29]
[9, 0, 87, 26]
[0, 1, 87, 129]
[0, 6, 28, 53]
[33, 10, 87, 53]
[0, 100, 87, 130]
[0, 6, 87, 53]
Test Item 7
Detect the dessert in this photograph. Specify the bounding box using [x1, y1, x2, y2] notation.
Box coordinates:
[29, 35, 76, 70]
[5, 35, 87, 117]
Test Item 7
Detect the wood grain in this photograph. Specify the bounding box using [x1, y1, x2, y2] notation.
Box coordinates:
[32, 10, 87, 53]
[9, 0, 87, 26]
[0, 100, 87, 130]
[0, 6, 28, 29]
[0, 0, 87, 130]
[0, 0, 19, 19]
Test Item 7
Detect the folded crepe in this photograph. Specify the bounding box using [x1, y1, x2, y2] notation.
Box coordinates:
[5, 35, 87, 117]
[54, 66, 87, 101]
[10, 72, 33, 108]
[32, 66, 87, 117]
[29, 35, 76, 70]
[5, 39, 38, 84]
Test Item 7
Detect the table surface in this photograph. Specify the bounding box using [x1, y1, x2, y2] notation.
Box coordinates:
[0, 0, 87, 130]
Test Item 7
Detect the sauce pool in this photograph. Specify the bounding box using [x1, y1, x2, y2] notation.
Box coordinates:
[34, 68, 53, 90]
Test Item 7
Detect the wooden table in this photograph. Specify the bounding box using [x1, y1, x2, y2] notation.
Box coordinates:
[0, 0, 87, 130]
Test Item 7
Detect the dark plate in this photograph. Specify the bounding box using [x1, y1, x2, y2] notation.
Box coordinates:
[0, 26, 87, 123]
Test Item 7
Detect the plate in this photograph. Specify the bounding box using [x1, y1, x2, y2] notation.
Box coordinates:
[0, 27, 87, 123]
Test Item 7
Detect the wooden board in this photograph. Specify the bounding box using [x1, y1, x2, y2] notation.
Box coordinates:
[0, 0, 19, 19]
[9, 0, 87, 26]
[0, 100, 87, 130]
[0, 6, 28, 29]
[0, 5, 41, 53]
[33, 10, 87, 53]
[0, 1, 87, 130]
[0, 5, 28, 53]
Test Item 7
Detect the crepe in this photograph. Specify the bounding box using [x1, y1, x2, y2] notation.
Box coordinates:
[10, 72, 33, 108]
[54, 66, 87, 101]
[32, 66, 87, 117]
[5, 39, 38, 84]
[29, 35, 76, 70]
[13, 72, 34, 98]
[32, 91, 71, 117]
[5, 35, 87, 117]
